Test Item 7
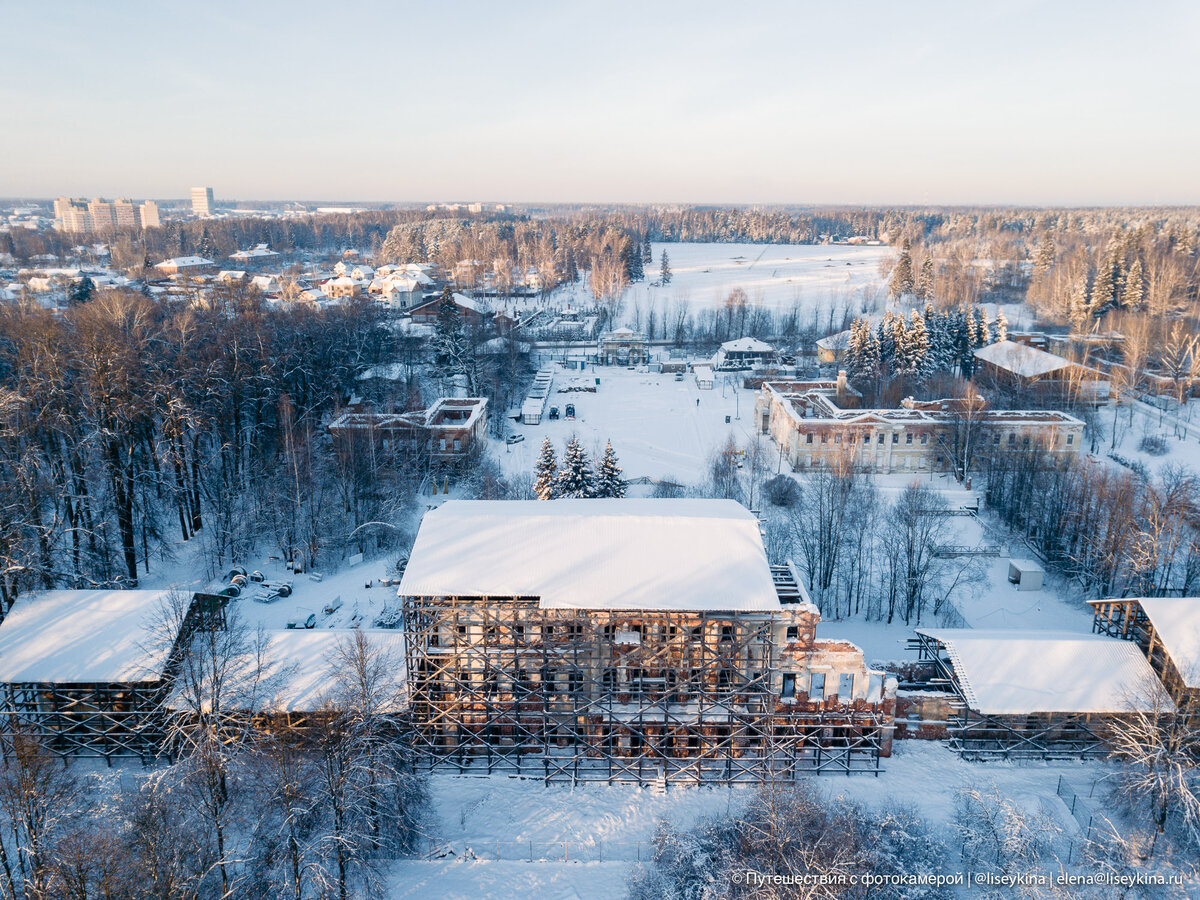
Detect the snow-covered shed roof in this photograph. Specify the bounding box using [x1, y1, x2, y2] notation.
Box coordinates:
[0, 589, 179, 684]
[816, 330, 852, 350]
[1125, 597, 1200, 688]
[972, 340, 1072, 379]
[169, 630, 408, 713]
[720, 337, 774, 353]
[399, 499, 781, 611]
[916, 628, 1169, 715]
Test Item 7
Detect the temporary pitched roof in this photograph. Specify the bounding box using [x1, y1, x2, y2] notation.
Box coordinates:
[171, 630, 408, 713]
[399, 499, 781, 611]
[972, 340, 1072, 378]
[917, 628, 1169, 715]
[0, 590, 179, 684]
[1132, 597, 1200, 688]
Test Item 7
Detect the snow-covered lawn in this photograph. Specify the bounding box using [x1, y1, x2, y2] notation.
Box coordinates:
[494, 366, 763, 485]
[386, 743, 1123, 899]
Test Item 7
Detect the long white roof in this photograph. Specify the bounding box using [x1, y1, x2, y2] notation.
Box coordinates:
[917, 628, 1170, 715]
[399, 499, 780, 611]
[170, 629, 408, 713]
[973, 340, 1072, 378]
[1132, 597, 1200, 688]
[0, 590, 178, 684]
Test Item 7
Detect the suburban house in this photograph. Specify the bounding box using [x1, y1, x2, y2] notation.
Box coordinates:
[229, 244, 280, 268]
[816, 330, 852, 365]
[713, 337, 775, 371]
[155, 256, 216, 275]
[408, 292, 487, 326]
[756, 376, 1085, 475]
[322, 275, 365, 298]
[399, 499, 895, 783]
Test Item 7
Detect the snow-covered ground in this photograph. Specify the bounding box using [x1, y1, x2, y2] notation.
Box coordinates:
[494, 365, 763, 485]
[1101, 399, 1200, 479]
[387, 744, 1130, 899]
[538, 242, 890, 325]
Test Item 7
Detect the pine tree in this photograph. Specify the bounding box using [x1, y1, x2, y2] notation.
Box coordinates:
[642, 235, 653, 265]
[556, 436, 594, 498]
[1121, 257, 1145, 310]
[895, 310, 930, 378]
[197, 227, 217, 260]
[915, 256, 934, 300]
[973, 307, 989, 347]
[432, 286, 465, 371]
[1091, 243, 1120, 315]
[1068, 273, 1091, 333]
[594, 441, 625, 498]
[993, 309, 1009, 343]
[659, 250, 672, 286]
[68, 276, 95, 305]
[1033, 237, 1056, 279]
[534, 438, 559, 500]
[624, 237, 644, 283]
[888, 248, 914, 298]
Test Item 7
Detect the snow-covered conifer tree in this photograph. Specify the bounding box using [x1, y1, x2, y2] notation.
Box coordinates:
[993, 309, 1009, 343]
[556, 436, 594, 498]
[659, 250, 672, 286]
[594, 441, 625, 498]
[534, 437, 559, 500]
[888, 248, 914, 298]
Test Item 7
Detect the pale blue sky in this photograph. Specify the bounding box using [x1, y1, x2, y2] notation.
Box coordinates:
[3, 0, 1198, 204]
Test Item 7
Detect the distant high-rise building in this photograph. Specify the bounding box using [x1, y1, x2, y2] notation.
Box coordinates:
[191, 186, 215, 217]
[54, 197, 92, 233]
[139, 200, 160, 229]
[87, 198, 116, 231]
[112, 198, 138, 229]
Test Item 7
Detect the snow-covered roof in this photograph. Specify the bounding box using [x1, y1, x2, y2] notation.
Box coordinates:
[399, 499, 781, 611]
[170, 630, 408, 713]
[230, 244, 279, 259]
[156, 256, 214, 268]
[0, 590, 179, 684]
[720, 337, 774, 353]
[916, 628, 1170, 715]
[816, 330, 852, 350]
[972, 340, 1072, 378]
[1127, 597, 1200, 688]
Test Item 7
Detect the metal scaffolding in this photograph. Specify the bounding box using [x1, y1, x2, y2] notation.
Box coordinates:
[912, 630, 1129, 760]
[401, 594, 887, 783]
[0, 592, 212, 763]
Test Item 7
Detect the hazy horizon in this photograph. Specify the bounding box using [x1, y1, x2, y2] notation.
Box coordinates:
[4, 0, 1199, 206]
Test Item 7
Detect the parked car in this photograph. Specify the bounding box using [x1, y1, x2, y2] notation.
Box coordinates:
[506, 433, 525, 445]
[548, 406, 560, 420]
[565, 403, 576, 419]
[217, 585, 241, 598]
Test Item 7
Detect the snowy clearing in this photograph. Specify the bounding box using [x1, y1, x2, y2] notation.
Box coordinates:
[385, 743, 1135, 899]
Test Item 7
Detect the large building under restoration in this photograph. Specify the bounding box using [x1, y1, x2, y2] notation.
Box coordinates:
[756, 377, 1085, 475]
[399, 499, 895, 783]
